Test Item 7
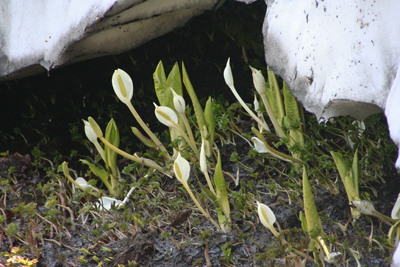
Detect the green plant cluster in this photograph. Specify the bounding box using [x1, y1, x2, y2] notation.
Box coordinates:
[0, 58, 398, 266]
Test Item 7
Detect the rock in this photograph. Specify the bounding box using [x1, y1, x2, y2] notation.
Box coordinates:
[0, 0, 224, 81]
[237, 0, 400, 168]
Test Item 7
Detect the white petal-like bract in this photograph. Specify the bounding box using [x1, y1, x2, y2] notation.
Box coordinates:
[257, 201, 276, 231]
[171, 88, 186, 114]
[223, 58, 234, 88]
[173, 153, 190, 184]
[83, 120, 97, 143]
[392, 193, 400, 220]
[112, 69, 133, 105]
[250, 66, 266, 95]
[96, 196, 123, 211]
[154, 103, 178, 128]
[200, 140, 207, 174]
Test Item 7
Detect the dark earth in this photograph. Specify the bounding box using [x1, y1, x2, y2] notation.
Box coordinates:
[1, 1, 400, 266]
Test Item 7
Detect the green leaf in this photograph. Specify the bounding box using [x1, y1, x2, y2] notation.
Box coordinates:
[330, 151, 349, 182]
[105, 119, 120, 192]
[388, 220, 400, 245]
[199, 183, 217, 201]
[182, 62, 207, 139]
[153, 61, 167, 106]
[154, 62, 185, 147]
[251, 127, 303, 164]
[204, 97, 215, 150]
[5, 222, 18, 236]
[283, 82, 305, 151]
[266, 66, 285, 123]
[214, 150, 230, 220]
[303, 166, 324, 237]
[131, 127, 157, 148]
[200, 182, 229, 232]
[299, 211, 308, 233]
[283, 82, 300, 123]
[80, 159, 112, 192]
[164, 62, 182, 110]
[352, 149, 360, 198]
[331, 151, 359, 201]
[105, 119, 119, 170]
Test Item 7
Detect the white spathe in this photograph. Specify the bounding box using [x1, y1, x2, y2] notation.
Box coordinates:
[237, 0, 400, 168]
[392, 193, 400, 220]
[0, 0, 224, 80]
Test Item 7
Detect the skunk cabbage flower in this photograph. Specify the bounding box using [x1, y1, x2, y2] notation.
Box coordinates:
[171, 88, 186, 114]
[254, 95, 260, 112]
[257, 201, 276, 232]
[112, 69, 133, 105]
[200, 140, 207, 173]
[350, 199, 396, 226]
[347, 120, 366, 148]
[252, 137, 269, 153]
[173, 152, 190, 184]
[393, 241, 400, 267]
[252, 137, 293, 162]
[392, 193, 400, 220]
[349, 200, 376, 216]
[83, 120, 97, 143]
[253, 96, 269, 132]
[83, 119, 106, 162]
[154, 103, 178, 128]
[250, 66, 266, 95]
[74, 177, 99, 192]
[223, 58, 234, 88]
[324, 252, 342, 264]
[96, 196, 123, 211]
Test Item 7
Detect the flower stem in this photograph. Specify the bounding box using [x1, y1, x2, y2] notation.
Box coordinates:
[227, 84, 272, 135]
[259, 93, 286, 138]
[181, 113, 195, 144]
[183, 182, 221, 230]
[203, 170, 216, 195]
[270, 225, 313, 261]
[170, 120, 200, 160]
[100, 136, 172, 177]
[62, 162, 100, 197]
[126, 100, 170, 158]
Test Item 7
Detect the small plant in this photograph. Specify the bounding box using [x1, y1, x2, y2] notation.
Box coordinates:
[256, 200, 312, 262]
[223, 58, 305, 163]
[173, 152, 220, 230]
[331, 149, 361, 219]
[219, 241, 236, 265]
[300, 166, 335, 263]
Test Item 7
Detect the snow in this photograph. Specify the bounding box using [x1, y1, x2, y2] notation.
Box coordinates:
[0, 0, 118, 74]
[0, 0, 222, 80]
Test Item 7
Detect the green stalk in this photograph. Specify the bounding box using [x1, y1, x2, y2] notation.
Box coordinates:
[170, 120, 200, 160]
[157, 109, 200, 160]
[252, 128, 303, 164]
[260, 205, 313, 261]
[227, 83, 272, 134]
[99, 136, 172, 177]
[259, 93, 286, 138]
[62, 162, 99, 198]
[203, 170, 216, 195]
[180, 113, 196, 145]
[182, 181, 221, 230]
[125, 99, 170, 158]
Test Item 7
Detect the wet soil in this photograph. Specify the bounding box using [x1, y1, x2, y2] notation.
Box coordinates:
[1, 134, 400, 267]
